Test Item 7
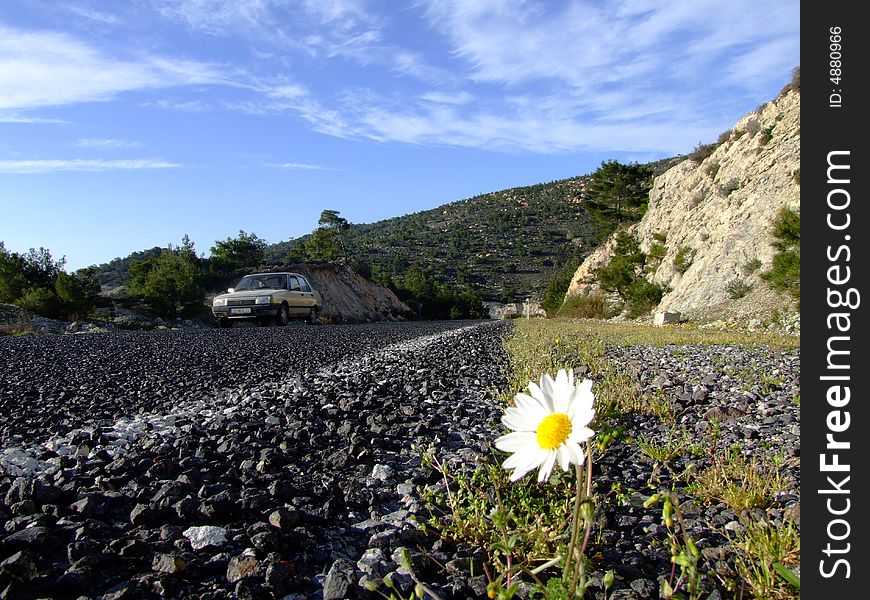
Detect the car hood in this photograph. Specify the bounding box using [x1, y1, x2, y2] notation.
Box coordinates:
[214, 290, 276, 300]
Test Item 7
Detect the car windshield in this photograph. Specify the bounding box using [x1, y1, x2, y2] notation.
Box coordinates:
[235, 275, 283, 290]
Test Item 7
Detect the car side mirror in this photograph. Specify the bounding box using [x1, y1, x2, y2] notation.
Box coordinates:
[227, 288, 234, 293]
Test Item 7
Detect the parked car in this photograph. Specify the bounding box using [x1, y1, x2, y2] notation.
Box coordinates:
[212, 272, 322, 327]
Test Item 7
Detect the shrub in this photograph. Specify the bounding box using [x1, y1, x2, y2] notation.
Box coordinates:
[762, 207, 800, 305]
[688, 142, 717, 163]
[705, 162, 721, 179]
[674, 246, 693, 273]
[719, 178, 741, 196]
[745, 119, 761, 137]
[646, 242, 667, 273]
[742, 258, 763, 275]
[625, 277, 664, 318]
[558, 292, 605, 319]
[541, 270, 573, 317]
[128, 239, 204, 319]
[778, 66, 800, 97]
[760, 127, 774, 146]
[14, 287, 61, 317]
[726, 279, 753, 300]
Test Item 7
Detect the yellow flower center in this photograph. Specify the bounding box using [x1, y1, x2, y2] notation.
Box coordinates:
[536, 413, 572, 450]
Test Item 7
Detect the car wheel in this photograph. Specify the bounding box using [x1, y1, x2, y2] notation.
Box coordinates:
[276, 303, 290, 326]
[307, 305, 319, 325]
[218, 318, 231, 328]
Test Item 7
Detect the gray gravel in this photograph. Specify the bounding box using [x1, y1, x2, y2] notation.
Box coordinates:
[0, 321, 800, 599]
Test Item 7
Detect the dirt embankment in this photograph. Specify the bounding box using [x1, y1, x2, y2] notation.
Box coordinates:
[272, 263, 413, 324]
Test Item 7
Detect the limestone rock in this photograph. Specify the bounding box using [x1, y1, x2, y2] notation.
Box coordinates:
[564, 90, 800, 325]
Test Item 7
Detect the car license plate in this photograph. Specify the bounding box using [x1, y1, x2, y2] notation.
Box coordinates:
[230, 308, 251, 314]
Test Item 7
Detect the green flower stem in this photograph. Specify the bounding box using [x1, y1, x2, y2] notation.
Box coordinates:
[564, 442, 594, 598]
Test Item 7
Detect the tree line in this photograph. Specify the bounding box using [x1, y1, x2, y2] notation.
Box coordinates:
[2, 159, 657, 323]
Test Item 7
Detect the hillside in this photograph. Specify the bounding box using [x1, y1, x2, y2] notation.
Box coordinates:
[564, 85, 800, 326]
[266, 156, 681, 302]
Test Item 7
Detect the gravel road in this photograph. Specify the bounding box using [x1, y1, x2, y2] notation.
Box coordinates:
[0, 321, 513, 599]
[0, 321, 800, 600]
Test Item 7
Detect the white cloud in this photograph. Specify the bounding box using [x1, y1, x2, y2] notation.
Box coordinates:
[75, 138, 141, 149]
[421, 0, 798, 94]
[421, 91, 474, 105]
[143, 98, 211, 112]
[0, 159, 181, 174]
[269, 162, 337, 171]
[0, 114, 68, 124]
[0, 25, 231, 111]
[63, 4, 123, 25]
[156, 0, 272, 36]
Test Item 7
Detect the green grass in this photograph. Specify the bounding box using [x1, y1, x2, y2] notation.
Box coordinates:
[687, 446, 786, 510]
[418, 446, 580, 574]
[417, 318, 799, 599]
[724, 515, 800, 599]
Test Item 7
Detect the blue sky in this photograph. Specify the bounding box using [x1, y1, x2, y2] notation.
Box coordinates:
[0, 0, 799, 271]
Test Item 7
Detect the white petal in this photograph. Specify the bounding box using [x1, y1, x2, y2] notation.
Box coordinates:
[567, 442, 586, 466]
[571, 380, 594, 406]
[510, 466, 532, 481]
[555, 369, 569, 393]
[502, 411, 539, 432]
[537, 451, 557, 482]
[539, 373, 555, 400]
[568, 426, 595, 444]
[570, 405, 595, 428]
[556, 445, 571, 471]
[526, 382, 552, 411]
[514, 392, 550, 420]
[503, 445, 546, 472]
[495, 431, 537, 453]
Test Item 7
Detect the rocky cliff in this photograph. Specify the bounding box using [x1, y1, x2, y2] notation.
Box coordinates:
[279, 263, 413, 323]
[564, 88, 800, 325]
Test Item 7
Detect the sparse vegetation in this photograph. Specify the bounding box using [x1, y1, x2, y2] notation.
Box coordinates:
[742, 258, 763, 275]
[687, 446, 786, 510]
[688, 142, 718, 163]
[726, 278, 753, 299]
[558, 292, 606, 319]
[674, 245, 694, 273]
[762, 207, 800, 305]
[421, 319, 798, 600]
[724, 515, 800, 599]
[778, 66, 800, 97]
[719, 178, 741, 196]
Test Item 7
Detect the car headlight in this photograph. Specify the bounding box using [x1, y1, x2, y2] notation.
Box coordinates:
[213, 298, 227, 307]
[255, 295, 272, 305]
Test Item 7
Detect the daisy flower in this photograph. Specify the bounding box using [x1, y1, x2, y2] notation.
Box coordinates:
[495, 368, 595, 482]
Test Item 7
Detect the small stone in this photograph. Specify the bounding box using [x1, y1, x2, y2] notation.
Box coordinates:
[268, 508, 299, 531]
[371, 464, 395, 482]
[249, 531, 279, 552]
[183, 525, 228, 551]
[0, 551, 37, 582]
[152, 553, 187, 574]
[227, 554, 259, 583]
[3, 526, 48, 549]
[322, 558, 356, 600]
[67, 540, 99, 563]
